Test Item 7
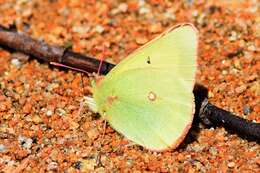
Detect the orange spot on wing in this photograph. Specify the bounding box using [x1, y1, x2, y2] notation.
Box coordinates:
[95, 76, 104, 87]
[107, 95, 118, 105]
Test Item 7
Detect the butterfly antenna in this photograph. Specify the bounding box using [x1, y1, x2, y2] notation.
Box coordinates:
[50, 62, 90, 74]
[97, 47, 105, 75]
[80, 73, 85, 95]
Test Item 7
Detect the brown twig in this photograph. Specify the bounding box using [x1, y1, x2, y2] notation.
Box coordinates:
[199, 99, 260, 141]
[0, 24, 259, 142]
[0, 25, 114, 75]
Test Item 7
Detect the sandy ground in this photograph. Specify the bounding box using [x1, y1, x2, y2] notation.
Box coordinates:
[0, 0, 259, 172]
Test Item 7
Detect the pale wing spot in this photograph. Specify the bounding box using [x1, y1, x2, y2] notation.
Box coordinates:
[148, 91, 157, 101]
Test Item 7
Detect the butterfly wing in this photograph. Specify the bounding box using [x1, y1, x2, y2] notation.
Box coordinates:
[93, 24, 197, 150]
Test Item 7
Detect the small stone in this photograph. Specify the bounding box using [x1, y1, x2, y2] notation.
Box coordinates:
[11, 58, 22, 68]
[50, 149, 59, 161]
[95, 25, 105, 34]
[229, 31, 237, 41]
[32, 115, 42, 124]
[190, 144, 206, 152]
[47, 161, 58, 171]
[135, 36, 148, 44]
[118, 3, 128, 13]
[209, 146, 218, 155]
[227, 162, 235, 168]
[243, 105, 251, 115]
[87, 128, 99, 140]
[95, 167, 105, 172]
[0, 144, 6, 152]
[222, 70, 228, 75]
[56, 108, 66, 116]
[208, 91, 214, 98]
[70, 121, 80, 130]
[248, 45, 256, 51]
[73, 161, 82, 169]
[18, 135, 33, 149]
[149, 23, 162, 33]
[249, 81, 259, 95]
[192, 10, 199, 17]
[46, 110, 53, 116]
[234, 59, 241, 69]
[81, 158, 96, 171]
[46, 83, 59, 91]
[139, 7, 150, 14]
[11, 53, 29, 63]
[164, 11, 176, 20]
[235, 85, 247, 94]
[72, 25, 90, 34]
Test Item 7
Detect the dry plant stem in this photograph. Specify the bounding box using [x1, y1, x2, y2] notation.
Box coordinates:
[0, 25, 259, 141]
[200, 99, 260, 141]
[0, 25, 114, 74]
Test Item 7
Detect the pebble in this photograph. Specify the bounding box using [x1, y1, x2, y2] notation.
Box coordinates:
[135, 36, 148, 44]
[227, 162, 235, 168]
[47, 161, 58, 171]
[0, 144, 6, 152]
[46, 110, 53, 116]
[69, 121, 80, 130]
[150, 23, 162, 33]
[10, 58, 22, 68]
[248, 45, 256, 51]
[222, 70, 228, 75]
[235, 85, 247, 94]
[11, 53, 29, 63]
[192, 10, 199, 17]
[229, 31, 238, 41]
[18, 135, 33, 149]
[243, 105, 251, 115]
[56, 108, 66, 116]
[118, 3, 128, 13]
[72, 25, 90, 34]
[249, 81, 259, 95]
[139, 7, 150, 14]
[73, 161, 82, 169]
[87, 128, 99, 140]
[81, 158, 96, 171]
[32, 115, 42, 124]
[46, 83, 59, 92]
[95, 25, 105, 34]
[164, 11, 176, 20]
[209, 146, 218, 155]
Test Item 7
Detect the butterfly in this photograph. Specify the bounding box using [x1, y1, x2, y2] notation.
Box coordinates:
[87, 23, 198, 151]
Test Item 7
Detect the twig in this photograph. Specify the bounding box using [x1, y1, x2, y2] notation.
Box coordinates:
[0, 24, 259, 141]
[199, 99, 260, 141]
[0, 25, 114, 75]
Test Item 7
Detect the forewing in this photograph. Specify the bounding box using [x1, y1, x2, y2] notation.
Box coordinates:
[108, 24, 197, 82]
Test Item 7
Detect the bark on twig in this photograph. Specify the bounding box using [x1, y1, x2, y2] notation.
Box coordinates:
[0, 26, 114, 74]
[199, 99, 260, 141]
[0, 24, 259, 141]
